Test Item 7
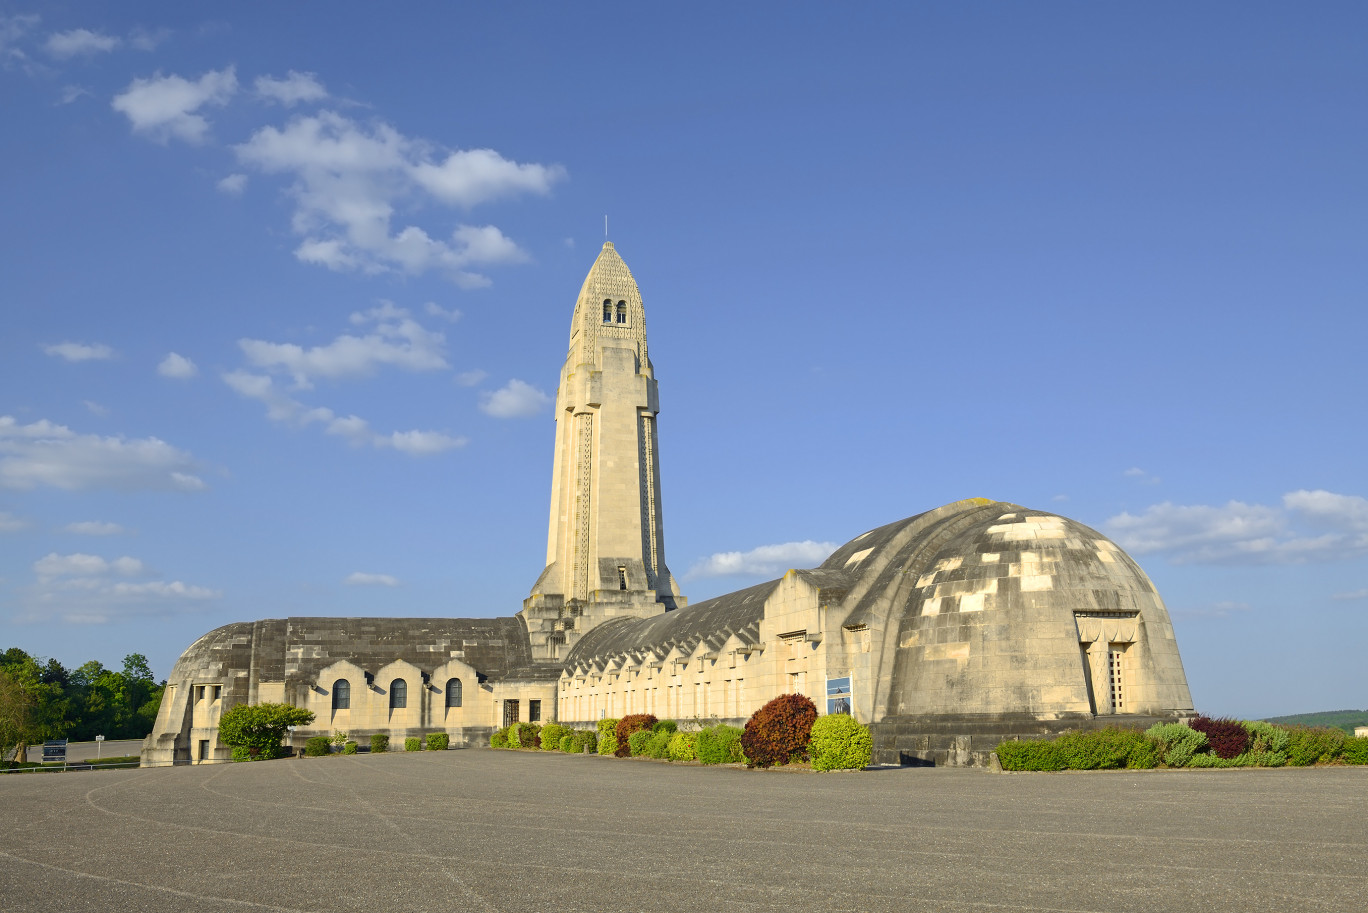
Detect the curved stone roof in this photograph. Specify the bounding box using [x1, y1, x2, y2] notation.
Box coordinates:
[167, 615, 557, 687]
[564, 578, 777, 671]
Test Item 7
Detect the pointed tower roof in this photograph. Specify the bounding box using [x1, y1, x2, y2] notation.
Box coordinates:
[568, 241, 650, 372]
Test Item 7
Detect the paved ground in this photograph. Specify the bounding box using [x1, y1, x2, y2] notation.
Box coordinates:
[1, 750, 1364, 912]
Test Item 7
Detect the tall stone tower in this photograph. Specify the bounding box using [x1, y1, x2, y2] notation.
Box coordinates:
[520, 242, 684, 662]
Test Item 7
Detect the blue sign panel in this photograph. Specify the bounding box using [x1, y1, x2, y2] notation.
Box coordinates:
[42, 739, 67, 763]
[826, 676, 852, 715]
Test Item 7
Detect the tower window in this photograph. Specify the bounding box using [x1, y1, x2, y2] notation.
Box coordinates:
[618, 566, 627, 590]
[603, 300, 612, 323]
[332, 679, 350, 710]
[389, 679, 407, 709]
[445, 678, 462, 708]
[616, 301, 627, 324]
[1108, 645, 1125, 712]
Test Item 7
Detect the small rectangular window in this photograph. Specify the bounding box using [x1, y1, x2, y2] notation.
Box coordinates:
[616, 301, 627, 323]
[602, 301, 612, 323]
[211, 685, 221, 701]
[196, 686, 205, 701]
[528, 699, 541, 722]
[617, 566, 627, 590]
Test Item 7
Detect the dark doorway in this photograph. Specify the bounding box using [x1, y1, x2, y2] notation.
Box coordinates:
[503, 699, 520, 727]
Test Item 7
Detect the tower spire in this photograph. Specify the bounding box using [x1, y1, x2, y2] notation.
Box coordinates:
[520, 242, 683, 662]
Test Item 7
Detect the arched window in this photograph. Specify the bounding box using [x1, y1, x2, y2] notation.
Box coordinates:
[332, 679, 350, 710]
[389, 679, 407, 709]
[615, 301, 627, 324]
[445, 678, 462, 708]
[602, 300, 612, 323]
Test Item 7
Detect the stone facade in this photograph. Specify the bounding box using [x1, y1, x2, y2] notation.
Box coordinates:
[144, 242, 1194, 768]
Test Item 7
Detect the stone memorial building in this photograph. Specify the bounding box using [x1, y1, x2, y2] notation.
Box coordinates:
[143, 242, 1193, 768]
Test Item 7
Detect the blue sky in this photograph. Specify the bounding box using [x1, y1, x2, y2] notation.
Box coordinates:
[1, 3, 1364, 719]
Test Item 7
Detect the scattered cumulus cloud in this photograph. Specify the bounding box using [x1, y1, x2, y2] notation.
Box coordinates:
[1105, 490, 1368, 565]
[255, 70, 327, 106]
[83, 400, 109, 417]
[344, 572, 399, 587]
[1124, 467, 1161, 485]
[234, 110, 561, 283]
[58, 85, 91, 104]
[45, 28, 120, 58]
[127, 27, 169, 52]
[217, 172, 247, 195]
[383, 430, 466, 455]
[1, 14, 41, 74]
[479, 379, 551, 418]
[1331, 588, 1368, 601]
[64, 521, 129, 536]
[25, 551, 219, 624]
[0, 415, 204, 492]
[157, 352, 198, 378]
[0, 511, 30, 532]
[35, 552, 144, 579]
[239, 301, 448, 389]
[1051, 494, 1069, 502]
[112, 66, 237, 144]
[455, 369, 487, 387]
[44, 341, 113, 362]
[687, 540, 839, 579]
[424, 302, 462, 322]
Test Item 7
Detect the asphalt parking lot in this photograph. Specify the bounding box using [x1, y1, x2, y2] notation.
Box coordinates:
[1, 749, 1364, 912]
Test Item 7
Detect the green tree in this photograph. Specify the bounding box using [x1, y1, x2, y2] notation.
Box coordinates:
[0, 668, 36, 763]
[218, 702, 315, 760]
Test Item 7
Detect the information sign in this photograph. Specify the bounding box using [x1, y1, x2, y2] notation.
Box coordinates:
[42, 739, 67, 763]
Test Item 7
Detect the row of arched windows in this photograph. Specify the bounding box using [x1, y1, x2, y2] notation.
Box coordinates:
[601, 299, 627, 324]
[330, 678, 463, 710]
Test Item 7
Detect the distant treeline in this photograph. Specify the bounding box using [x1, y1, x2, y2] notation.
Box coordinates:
[1261, 709, 1367, 734]
[1, 647, 165, 759]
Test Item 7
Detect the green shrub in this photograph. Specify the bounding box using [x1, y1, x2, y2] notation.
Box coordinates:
[404, 736, 421, 752]
[1341, 736, 1368, 765]
[1187, 752, 1243, 768]
[426, 732, 449, 751]
[1145, 722, 1208, 767]
[652, 720, 678, 735]
[598, 732, 618, 757]
[370, 734, 390, 753]
[217, 701, 315, 760]
[742, 694, 817, 768]
[570, 729, 597, 754]
[808, 714, 873, 771]
[1055, 728, 1150, 770]
[1189, 716, 1250, 759]
[615, 715, 658, 758]
[627, 728, 654, 757]
[507, 722, 540, 749]
[597, 718, 619, 739]
[490, 728, 509, 749]
[996, 739, 1065, 771]
[304, 736, 332, 757]
[1286, 726, 1346, 766]
[559, 734, 574, 752]
[540, 723, 569, 751]
[342, 740, 358, 755]
[667, 730, 698, 761]
[231, 745, 252, 762]
[1126, 736, 1163, 769]
[645, 730, 672, 759]
[695, 724, 746, 765]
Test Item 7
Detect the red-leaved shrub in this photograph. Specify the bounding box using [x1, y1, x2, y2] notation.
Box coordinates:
[741, 693, 818, 768]
[1188, 716, 1249, 759]
[614, 714, 657, 758]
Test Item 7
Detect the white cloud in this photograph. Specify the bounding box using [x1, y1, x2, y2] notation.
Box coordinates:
[45, 28, 120, 58]
[0, 511, 30, 532]
[34, 552, 145, 580]
[687, 540, 840, 579]
[239, 302, 448, 388]
[1051, 494, 1069, 502]
[1124, 467, 1161, 485]
[0, 415, 204, 492]
[83, 400, 109, 417]
[255, 70, 327, 106]
[325, 414, 371, 444]
[64, 521, 128, 536]
[382, 430, 467, 455]
[24, 551, 219, 624]
[59, 85, 91, 104]
[157, 352, 198, 378]
[217, 172, 247, 195]
[410, 148, 566, 207]
[1331, 588, 1368, 601]
[44, 341, 113, 362]
[1105, 489, 1368, 565]
[455, 369, 487, 387]
[424, 302, 462, 322]
[234, 110, 561, 283]
[111, 66, 237, 143]
[479, 379, 551, 418]
[127, 27, 169, 52]
[344, 572, 399, 587]
[1170, 600, 1251, 619]
[1, 14, 40, 73]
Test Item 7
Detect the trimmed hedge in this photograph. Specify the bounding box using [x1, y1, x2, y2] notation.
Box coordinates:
[1189, 716, 1249, 759]
[996, 739, 1066, 771]
[627, 728, 654, 757]
[490, 728, 509, 748]
[1342, 736, 1368, 765]
[342, 740, 358, 755]
[1286, 726, 1346, 766]
[404, 736, 421, 752]
[742, 694, 818, 768]
[559, 734, 574, 752]
[597, 718, 619, 757]
[1055, 728, 1152, 770]
[540, 723, 570, 752]
[615, 715, 658, 758]
[667, 730, 698, 761]
[808, 714, 873, 771]
[695, 724, 746, 765]
[304, 736, 332, 757]
[1146, 722, 1208, 767]
[652, 720, 678, 735]
[370, 734, 390, 754]
[426, 732, 449, 751]
[645, 730, 672, 759]
[508, 722, 540, 750]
